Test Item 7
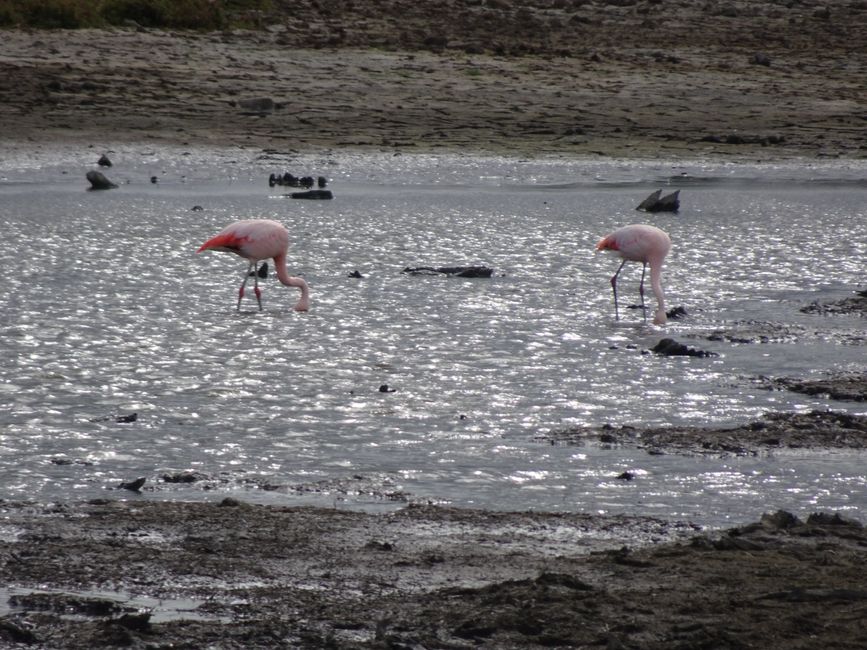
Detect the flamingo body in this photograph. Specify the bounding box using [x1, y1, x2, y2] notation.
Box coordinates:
[596, 224, 670, 325]
[197, 219, 310, 312]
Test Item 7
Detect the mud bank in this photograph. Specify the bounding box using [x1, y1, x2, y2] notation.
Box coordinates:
[2, 499, 866, 649]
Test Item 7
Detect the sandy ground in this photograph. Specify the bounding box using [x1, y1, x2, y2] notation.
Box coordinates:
[2, 2, 867, 647]
[1, 0, 866, 158]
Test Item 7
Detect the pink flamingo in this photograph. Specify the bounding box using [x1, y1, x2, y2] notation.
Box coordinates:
[596, 224, 671, 325]
[197, 219, 310, 312]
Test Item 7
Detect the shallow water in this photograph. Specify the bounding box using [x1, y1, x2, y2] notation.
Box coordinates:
[1, 145, 865, 528]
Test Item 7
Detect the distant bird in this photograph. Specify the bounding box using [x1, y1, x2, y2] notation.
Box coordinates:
[197, 219, 310, 311]
[595, 224, 671, 325]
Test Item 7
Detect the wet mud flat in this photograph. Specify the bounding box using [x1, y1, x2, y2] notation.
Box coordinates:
[543, 410, 867, 457]
[1, 498, 866, 649]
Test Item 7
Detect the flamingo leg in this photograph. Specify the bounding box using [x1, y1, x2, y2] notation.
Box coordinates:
[610, 259, 627, 321]
[253, 262, 263, 311]
[638, 262, 648, 322]
[238, 261, 255, 310]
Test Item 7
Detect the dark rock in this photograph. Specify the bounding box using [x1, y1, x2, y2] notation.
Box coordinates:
[86, 170, 118, 190]
[666, 306, 688, 320]
[807, 512, 863, 528]
[97, 154, 112, 167]
[402, 266, 494, 278]
[0, 618, 38, 643]
[637, 188, 680, 213]
[348, 269, 364, 278]
[162, 471, 209, 484]
[616, 471, 636, 481]
[115, 612, 151, 632]
[379, 384, 396, 393]
[801, 290, 867, 315]
[651, 338, 717, 357]
[317, 176, 328, 188]
[289, 190, 333, 200]
[119, 477, 146, 492]
[761, 510, 802, 530]
[191, 205, 204, 211]
[150, 175, 158, 183]
[773, 373, 867, 402]
[636, 188, 661, 210]
[88, 413, 136, 423]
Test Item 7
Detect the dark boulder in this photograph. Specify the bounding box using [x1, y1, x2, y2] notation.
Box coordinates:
[119, 477, 146, 492]
[97, 154, 112, 167]
[637, 188, 680, 213]
[86, 170, 118, 190]
[651, 338, 717, 358]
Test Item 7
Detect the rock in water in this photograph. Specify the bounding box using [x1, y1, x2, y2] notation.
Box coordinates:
[289, 190, 333, 200]
[402, 266, 494, 278]
[637, 189, 680, 213]
[651, 338, 717, 358]
[119, 477, 146, 492]
[86, 170, 118, 190]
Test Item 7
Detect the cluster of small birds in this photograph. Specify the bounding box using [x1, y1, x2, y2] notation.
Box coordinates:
[197, 220, 672, 324]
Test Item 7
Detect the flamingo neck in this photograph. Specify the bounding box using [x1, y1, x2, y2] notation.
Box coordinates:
[649, 264, 666, 325]
[274, 253, 310, 311]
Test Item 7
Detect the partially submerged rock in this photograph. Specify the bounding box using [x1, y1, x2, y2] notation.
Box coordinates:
[403, 265, 494, 278]
[637, 188, 680, 213]
[86, 170, 117, 190]
[289, 189, 333, 200]
[651, 338, 717, 357]
[118, 477, 146, 492]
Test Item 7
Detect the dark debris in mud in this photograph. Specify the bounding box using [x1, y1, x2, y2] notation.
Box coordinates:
[1, 500, 866, 649]
[691, 318, 866, 346]
[769, 372, 867, 403]
[540, 410, 867, 456]
[801, 290, 867, 316]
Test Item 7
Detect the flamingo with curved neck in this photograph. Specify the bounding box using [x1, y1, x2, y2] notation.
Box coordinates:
[596, 224, 671, 325]
[197, 219, 310, 312]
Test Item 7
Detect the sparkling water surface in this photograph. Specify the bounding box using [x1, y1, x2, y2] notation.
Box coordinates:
[1, 146, 865, 528]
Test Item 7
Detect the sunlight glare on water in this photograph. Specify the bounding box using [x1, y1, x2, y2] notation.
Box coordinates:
[1, 146, 865, 528]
